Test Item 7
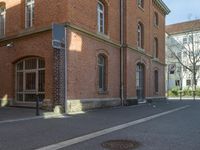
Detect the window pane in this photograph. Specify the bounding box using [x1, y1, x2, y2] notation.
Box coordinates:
[25, 58, 37, 69]
[97, 2, 104, 33]
[26, 0, 34, 28]
[155, 71, 158, 92]
[98, 55, 106, 91]
[25, 72, 36, 90]
[0, 7, 5, 36]
[17, 62, 23, 70]
[38, 59, 45, 68]
[99, 66, 103, 89]
[17, 72, 23, 92]
[17, 94, 23, 102]
[38, 70, 45, 92]
[25, 94, 36, 102]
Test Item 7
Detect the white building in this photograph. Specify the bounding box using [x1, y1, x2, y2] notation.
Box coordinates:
[166, 20, 200, 91]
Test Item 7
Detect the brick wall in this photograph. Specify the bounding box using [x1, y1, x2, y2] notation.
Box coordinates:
[0, 0, 168, 110]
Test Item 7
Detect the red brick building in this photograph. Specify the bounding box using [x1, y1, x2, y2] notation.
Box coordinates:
[0, 0, 170, 112]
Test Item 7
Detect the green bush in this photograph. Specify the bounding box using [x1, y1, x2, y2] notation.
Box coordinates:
[195, 88, 200, 96]
[168, 87, 179, 96]
[168, 87, 200, 97]
[182, 88, 191, 96]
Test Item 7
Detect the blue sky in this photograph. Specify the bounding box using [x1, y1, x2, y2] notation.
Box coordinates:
[163, 0, 200, 25]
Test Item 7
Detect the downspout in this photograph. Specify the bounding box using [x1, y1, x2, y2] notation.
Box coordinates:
[64, 27, 68, 113]
[120, 0, 124, 106]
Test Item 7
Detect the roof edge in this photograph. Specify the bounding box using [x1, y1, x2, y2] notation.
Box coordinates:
[153, 0, 170, 15]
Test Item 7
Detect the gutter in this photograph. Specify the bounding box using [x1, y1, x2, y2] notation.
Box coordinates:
[120, 0, 124, 106]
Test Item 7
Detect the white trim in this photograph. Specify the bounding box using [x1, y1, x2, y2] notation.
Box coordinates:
[97, 1, 105, 33]
[36, 105, 190, 150]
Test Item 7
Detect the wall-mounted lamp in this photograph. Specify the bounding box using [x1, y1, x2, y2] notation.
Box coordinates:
[6, 42, 14, 48]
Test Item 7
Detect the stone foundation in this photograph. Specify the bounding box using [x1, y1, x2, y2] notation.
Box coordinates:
[67, 98, 121, 113]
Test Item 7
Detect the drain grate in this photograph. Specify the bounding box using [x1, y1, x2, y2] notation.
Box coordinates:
[101, 139, 141, 150]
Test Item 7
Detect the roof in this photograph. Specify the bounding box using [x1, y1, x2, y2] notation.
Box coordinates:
[166, 19, 200, 35]
[153, 0, 171, 15]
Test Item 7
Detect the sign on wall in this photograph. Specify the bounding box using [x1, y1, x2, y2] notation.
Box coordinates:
[52, 23, 65, 49]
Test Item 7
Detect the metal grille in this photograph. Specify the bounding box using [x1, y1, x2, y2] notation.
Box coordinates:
[16, 57, 45, 103]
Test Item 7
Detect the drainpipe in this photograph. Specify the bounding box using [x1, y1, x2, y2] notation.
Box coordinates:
[64, 27, 68, 113]
[120, 0, 124, 106]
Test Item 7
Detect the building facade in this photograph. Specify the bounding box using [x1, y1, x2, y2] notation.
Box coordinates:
[0, 0, 169, 112]
[166, 20, 200, 91]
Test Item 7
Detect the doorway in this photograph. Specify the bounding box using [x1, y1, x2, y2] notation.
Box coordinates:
[136, 63, 145, 102]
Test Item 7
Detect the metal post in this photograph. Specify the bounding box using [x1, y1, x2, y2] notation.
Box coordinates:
[167, 66, 170, 98]
[36, 95, 40, 116]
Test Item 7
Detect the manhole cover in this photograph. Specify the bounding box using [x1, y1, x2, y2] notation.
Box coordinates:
[101, 139, 141, 150]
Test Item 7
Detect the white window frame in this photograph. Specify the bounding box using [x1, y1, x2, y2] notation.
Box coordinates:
[0, 6, 5, 37]
[15, 57, 45, 103]
[25, 0, 34, 28]
[137, 23, 143, 48]
[97, 1, 105, 33]
[98, 54, 106, 92]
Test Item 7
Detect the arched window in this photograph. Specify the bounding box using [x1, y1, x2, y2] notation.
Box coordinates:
[154, 12, 159, 26]
[138, 0, 144, 8]
[137, 22, 144, 49]
[25, 0, 34, 28]
[153, 37, 158, 58]
[16, 57, 45, 102]
[98, 54, 106, 91]
[0, 3, 5, 37]
[97, 1, 106, 33]
[154, 70, 159, 93]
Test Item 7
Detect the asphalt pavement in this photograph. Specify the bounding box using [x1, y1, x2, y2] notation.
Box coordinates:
[0, 100, 199, 150]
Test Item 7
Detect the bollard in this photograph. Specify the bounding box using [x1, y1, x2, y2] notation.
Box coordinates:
[36, 95, 40, 116]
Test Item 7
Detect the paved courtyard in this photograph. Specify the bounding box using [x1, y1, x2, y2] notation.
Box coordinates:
[0, 100, 200, 150]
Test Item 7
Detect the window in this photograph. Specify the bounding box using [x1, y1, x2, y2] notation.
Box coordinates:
[25, 0, 34, 28]
[186, 79, 191, 86]
[137, 22, 144, 49]
[175, 80, 180, 86]
[154, 70, 158, 93]
[138, 0, 144, 8]
[97, 1, 105, 33]
[153, 37, 158, 58]
[16, 57, 45, 102]
[183, 37, 187, 44]
[154, 12, 159, 26]
[98, 54, 106, 92]
[0, 4, 5, 37]
[188, 35, 193, 43]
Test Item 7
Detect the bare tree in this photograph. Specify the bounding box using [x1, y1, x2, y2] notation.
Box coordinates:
[166, 20, 200, 100]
